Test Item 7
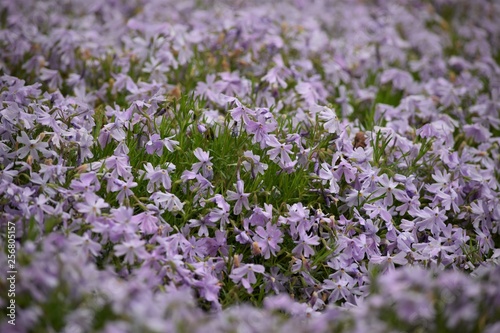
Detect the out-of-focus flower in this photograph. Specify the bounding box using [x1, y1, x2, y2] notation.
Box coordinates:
[68, 232, 102, 258]
[16, 131, 52, 161]
[114, 238, 149, 265]
[75, 192, 109, 218]
[230, 263, 265, 293]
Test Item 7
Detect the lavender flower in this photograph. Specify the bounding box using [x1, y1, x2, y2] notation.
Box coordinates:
[226, 180, 251, 215]
[192, 148, 214, 179]
[143, 162, 175, 193]
[68, 232, 102, 258]
[254, 222, 283, 259]
[16, 131, 52, 161]
[150, 192, 184, 212]
[75, 193, 109, 219]
[242, 150, 268, 178]
[3, 1, 500, 330]
[293, 231, 320, 258]
[230, 263, 265, 293]
[114, 238, 149, 265]
[266, 135, 293, 165]
[318, 106, 341, 134]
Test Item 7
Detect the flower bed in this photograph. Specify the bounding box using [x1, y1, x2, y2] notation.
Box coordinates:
[1, 0, 500, 332]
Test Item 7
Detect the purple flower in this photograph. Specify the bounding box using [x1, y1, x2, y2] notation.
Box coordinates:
[254, 222, 283, 259]
[193, 273, 221, 304]
[427, 169, 452, 194]
[348, 146, 372, 164]
[414, 206, 448, 236]
[228, 99, 256, 124]
[208, 194, 231, 230]
[334, 159, 357, 184]
[345, 187, 368, 207]
[150, 191, 184, 212]
[351, 234, 378, 260]
[245, 204, 273, 229]
[109, 207, 140, 240]
[30, 194, 53, 223]
[370, 251, 408, 271]
[266, 135, 293, 165]
[192, 148, 213, 179]
[114, 238, 149, 265]
[380, 68, 413, 90]
[262, 55, 290, 88]
[395, 192, 421, 216]
[112, 73, 138, 94]
[435, 189, 460, 214]
[414, 236, 453, 259]
[318, 162, 340, 194]
[242, 150, 268, 178]
[70, 172, 100, 193]
[145, 134, 164, 155]
[183, 236, 209, 261]
[293, 232, 320, 258]
[143, 162, 175, 193]
[39, 68, 62, 90]
[16, 131, 52, 161]
[286, 203, 312, 236]
[102, 120, 126, 143]
[3, 101, 37, 129]
[234, 225, 253, 245]
[218, 71, 249, 97]
[206, 230, 229, 257]
[463, 124, 491, 143]
[374, 174, 406, 206]
[226, 180, 250, 215]
[363, 203, 393, 224]
[230, 263, 265, 293]
[427, 77, 464, 107]
[68, 232, 102, 257]
[476, 227, 494, 254]
[336, 85, 354, 116]
[75, 193, 109, 219]
[135, 210, 167, 235]
[245, 113, 277, 148]
[111, 177, 138, 204]
[195, 74, 223, 104]
[264, 267, 287, 295]
[296, 81, 321, 106]
[0, 163, 18, 183]
[146, 134, 179, 156]
[188, 215, 215, 237]
[322, 278, 351, 303]
[105, 155, 132, 179]
[318, 106, 341, 134]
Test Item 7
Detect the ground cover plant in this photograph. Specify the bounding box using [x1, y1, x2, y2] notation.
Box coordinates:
[1, 0, 500, 332]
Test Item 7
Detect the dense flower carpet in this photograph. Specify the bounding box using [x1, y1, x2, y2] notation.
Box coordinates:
[1, 0, 500, 332]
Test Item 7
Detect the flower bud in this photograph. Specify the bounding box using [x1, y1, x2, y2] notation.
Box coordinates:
[233, 254, 240, 268]
[252, 241, 262, 256]
[76, 164, 88, 174]
[197, 124, 207, 134]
